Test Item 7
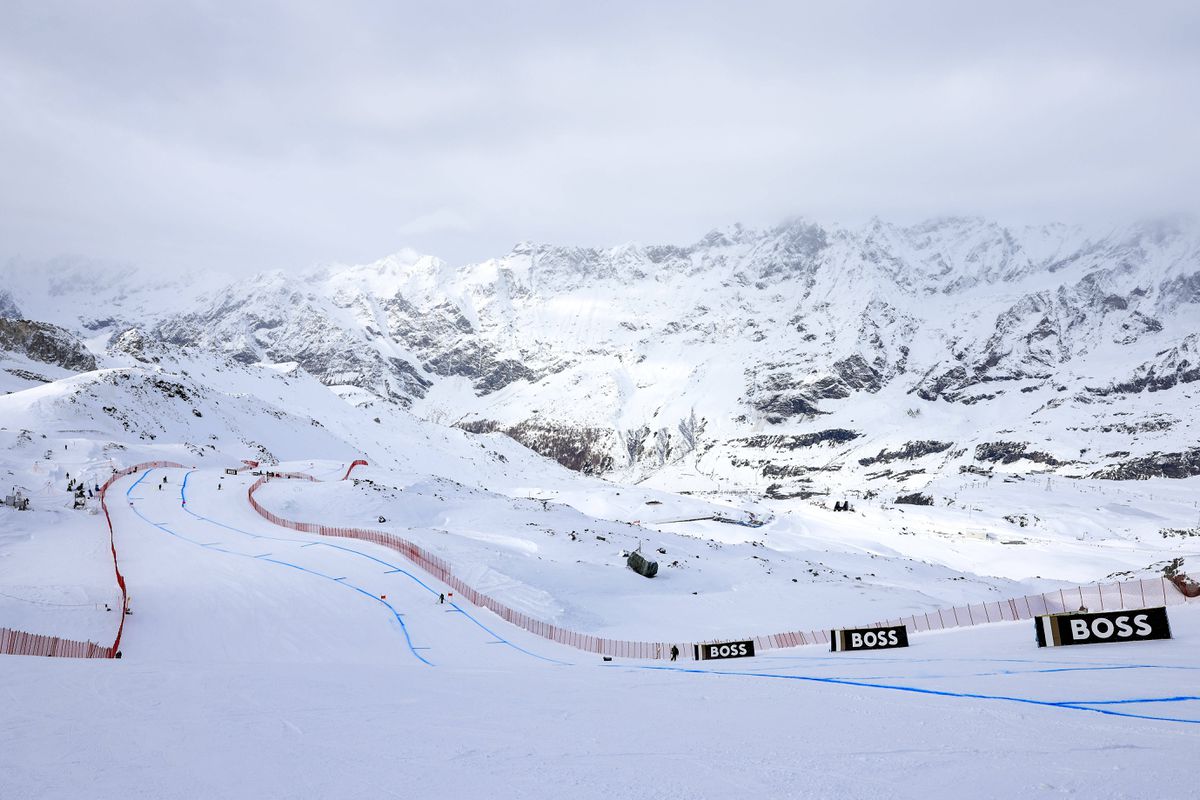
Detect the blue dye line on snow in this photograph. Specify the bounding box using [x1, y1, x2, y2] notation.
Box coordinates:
[850, 664, 1191, 682]
[1057, 695, 1200, 706]
[125, 468, 433, 666]
[138, 469, 1195, 722]
[604, 663, 1200, 725]
[756, 652, 1200, 671]
[179, 469, 567, 666]
[255, 556, 431, 665]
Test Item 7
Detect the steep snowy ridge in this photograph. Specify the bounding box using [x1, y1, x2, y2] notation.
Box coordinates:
[3, 217, 1197, 502]
[3, 225, 1200, 800]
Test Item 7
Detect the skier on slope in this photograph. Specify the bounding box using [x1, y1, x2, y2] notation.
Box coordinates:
[439, 593, 445, 604]
[670, 645, 679, 661]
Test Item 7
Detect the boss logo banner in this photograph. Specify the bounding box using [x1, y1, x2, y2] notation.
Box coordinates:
[831, 625, 909, 652]
[1035, 607, 1171, 648]
[693, 640, 755, 660]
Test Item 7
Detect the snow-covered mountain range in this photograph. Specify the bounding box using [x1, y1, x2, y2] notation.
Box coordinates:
[3, 217, 1198, 504]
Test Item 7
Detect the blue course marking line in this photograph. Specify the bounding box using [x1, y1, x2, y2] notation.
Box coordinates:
[309, 542, 568, 666]
[603, 663, 1200, 725]
[1057, 695, 1200, 706]
[757, 652, 1200, 670]
[179, 469, 568, 666]
[124, 468, 434, 666]
[141, 469, 1193, 718]
[256, 557, 433, 666]
[851, 664, 1180, 682]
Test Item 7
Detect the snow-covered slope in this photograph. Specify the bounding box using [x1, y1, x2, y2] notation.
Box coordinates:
[3, 226, 1199, 799]
[3, 335, 1196, 651]
[9, 217, 1195, 505]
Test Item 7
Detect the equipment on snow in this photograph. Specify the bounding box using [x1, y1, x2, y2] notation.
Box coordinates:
[626, 550, 658, 578]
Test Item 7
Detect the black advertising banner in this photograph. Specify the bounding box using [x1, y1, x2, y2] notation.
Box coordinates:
[1035, 606, 1171, 648]
[831, 625, 909, 653]
[693, 640, 756, 661]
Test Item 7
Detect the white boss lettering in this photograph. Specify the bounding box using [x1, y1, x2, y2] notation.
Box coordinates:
[887, 630, 899, 646]
[1134, 614, 1152, 636]
[1115, 617, 1133, 637]
[1092, 618, 1115, 639]
[1069, 619, 1090, 640]
[850, 633, 863, 648]
[706, 643, 750, 658]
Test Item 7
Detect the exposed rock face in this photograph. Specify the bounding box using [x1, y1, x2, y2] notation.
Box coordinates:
[1089, 449, 1200, 480]
[740, 430, 862, 449]
[748, 356, 887, 422]
[6, 217, 1199, 498]
[107, 327, 162, 363]
[1087, 334, 1200, 395]
[974, 442, 1066, 467]
[751, 392, 824, 421]
[0, 318, 96, 371]
[832, 355, 885, 392]
[859, 441, 954, 467]
[459, 419, 615, 475]
[895, 492, 935, 506]
[155, 278, 436, 405]
[0, 290, 21, 319]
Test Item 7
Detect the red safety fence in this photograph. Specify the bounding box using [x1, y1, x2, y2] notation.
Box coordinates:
[246, 470, 1197, 661]
[747, 576, 1192, 651]
[247, 470, 691, 660]
[342, 459, 369, 481]
[102, 460, 185, 657]
[0, 627, 114, 658]
[2, 460, 184, 659]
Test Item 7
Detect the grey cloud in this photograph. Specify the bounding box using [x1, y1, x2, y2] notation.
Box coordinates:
[1, 1, 1198, 274]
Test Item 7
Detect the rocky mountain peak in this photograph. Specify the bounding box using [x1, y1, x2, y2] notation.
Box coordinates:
[0, 289, 21, 319]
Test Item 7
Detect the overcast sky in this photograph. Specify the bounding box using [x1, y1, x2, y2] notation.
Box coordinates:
[1, 1, 1198, 274]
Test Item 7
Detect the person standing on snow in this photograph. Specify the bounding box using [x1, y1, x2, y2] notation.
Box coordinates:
[670, 645, 679, 661]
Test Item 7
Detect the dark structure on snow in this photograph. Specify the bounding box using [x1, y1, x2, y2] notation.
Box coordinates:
[626, 550, 658, 578]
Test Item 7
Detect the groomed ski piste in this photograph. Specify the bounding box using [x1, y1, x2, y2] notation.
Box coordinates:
[1, 356, 1198, 799]
[4, 459, 1198, 799]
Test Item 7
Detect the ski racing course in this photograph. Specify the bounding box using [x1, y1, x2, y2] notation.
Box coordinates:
[2, 465, 1198, 799]
[118, 467, 569, 668]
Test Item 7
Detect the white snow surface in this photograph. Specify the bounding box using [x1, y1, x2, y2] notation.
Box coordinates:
[2, 224, 1199, 797]
[3, 463, 1197, 799]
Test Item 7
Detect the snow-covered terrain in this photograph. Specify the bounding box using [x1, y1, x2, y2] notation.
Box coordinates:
[2, 217, 1199, 797]
[5, 218, 1198, 503]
